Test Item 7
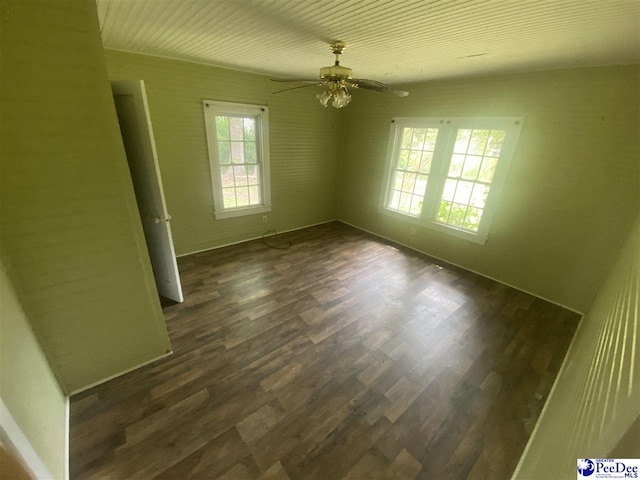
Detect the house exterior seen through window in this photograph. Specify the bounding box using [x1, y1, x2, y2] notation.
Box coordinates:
[381, 117, 523, 244]
[204, 101, 271, 219]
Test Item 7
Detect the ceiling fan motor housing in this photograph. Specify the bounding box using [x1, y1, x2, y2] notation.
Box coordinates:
[319, 64, 353, 80]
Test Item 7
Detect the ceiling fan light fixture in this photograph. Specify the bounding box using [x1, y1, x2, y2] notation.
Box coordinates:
[316, 89, 332, 107]
[317, 83, 351, 109]
[332, 87, 351, 108]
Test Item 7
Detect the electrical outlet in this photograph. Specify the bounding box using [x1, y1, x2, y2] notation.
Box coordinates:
[409, 227, 416, 236]
[262, 215, 268, 224]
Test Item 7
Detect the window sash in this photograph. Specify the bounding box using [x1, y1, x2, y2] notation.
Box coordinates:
[381, 117, 523, 244]
[386, 125, 441, 217]
[215, 114, 262, 209]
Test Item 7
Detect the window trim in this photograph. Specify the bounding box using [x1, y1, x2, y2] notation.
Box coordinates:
[203, 100, 271, 220]
[379, 116, 523, 244]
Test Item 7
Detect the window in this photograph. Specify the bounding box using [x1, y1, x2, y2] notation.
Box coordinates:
[381, 117, 523, 244]
[204, 101, 271, 219]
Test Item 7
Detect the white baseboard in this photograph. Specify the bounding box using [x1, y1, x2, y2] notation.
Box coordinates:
[339, 219, 584, 315]
[68, 350, 173, 396]
[176, 219, 338, 258]
[0, 397, 54, 480]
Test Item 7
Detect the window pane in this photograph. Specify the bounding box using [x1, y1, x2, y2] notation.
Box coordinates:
[453, 180, 473, 204]
[470, 183, 489, 208]
[231, 142, 244, 163]
[442, 179, 457, 201]
[215, 116, 229, 140]
[220, 166, 234, 188]
[468, 130, 489, 155]
[424, 128, 438, 151]
[229, 117, 243, 141]
[415, 175, 428, 196]
[248, 185, 261, 205]
[461, 155, 482, 180]
[448, 203, 467, 227]
[217, 141, 231, 164]
[463, 207, 482, 231]
[399, 192, 412, 211]
[397, 149, 409, 169]
[448, 154, 465, 177]
[437, 200, 452, 222]
[234, 166, 248, 186]
[478, 157, 498, 182]
[408, 151, 421, 171]
[247, 165, 260, 185]
[419, 152, 433, 174]
[235, 187, 250, 207]
[454, 129, 472, 153]
[411, 128, 426, 149]
[222, 188, 236, 208]
[409, 195, 423, 215]
[243, 118, 256, 141]
[389, 190, 401, 210]
[401, 128, 413, 149]
[486, 130, 505, 156]
[402, 173, 416, 193]
[393, 171, 404, 190]
[245, 142, 257, 163]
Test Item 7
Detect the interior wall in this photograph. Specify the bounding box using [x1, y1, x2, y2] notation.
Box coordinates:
[104, 50, 345, 256]
[0, 264, 67, 480]
[0, 0, 171, 393]
[512, 212, 639, 479]
[338, 65, 639, 312]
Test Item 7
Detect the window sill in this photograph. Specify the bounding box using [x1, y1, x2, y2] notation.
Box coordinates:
[214, 205, 271, 220]
[379, 207, 487, 245]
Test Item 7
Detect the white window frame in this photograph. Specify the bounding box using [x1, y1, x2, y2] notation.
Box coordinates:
[380, 116, 523, 244]
[203, 100, 271, 219]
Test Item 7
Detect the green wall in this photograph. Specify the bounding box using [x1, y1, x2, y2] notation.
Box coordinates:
[0, 0, 171, 393]
[104, 50, 345, 255]
[513, 212, 639, 479]
[0, 263, 66, 479]
[339, 66, 639, 312]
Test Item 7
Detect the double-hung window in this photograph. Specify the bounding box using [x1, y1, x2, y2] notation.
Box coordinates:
[204, 101, 271, 219]
[381, 116, 523, 244]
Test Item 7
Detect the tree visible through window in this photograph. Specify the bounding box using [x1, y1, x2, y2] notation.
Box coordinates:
[204, 101, 271, 219]
[381, 117, 522, 244]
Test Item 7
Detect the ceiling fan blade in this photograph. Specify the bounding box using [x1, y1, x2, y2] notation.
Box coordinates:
[272, 83, 322, 94]
[271, 78, 321, 83]
[350, 78, 409, 97]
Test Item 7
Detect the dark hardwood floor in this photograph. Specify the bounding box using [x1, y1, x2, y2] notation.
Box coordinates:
[70, 221, 580, 479]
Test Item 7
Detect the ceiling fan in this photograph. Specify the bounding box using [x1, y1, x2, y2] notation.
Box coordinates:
[272, 42, 409, 108]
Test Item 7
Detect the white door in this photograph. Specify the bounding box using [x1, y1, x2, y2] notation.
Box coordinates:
[112, 80, 184, 303]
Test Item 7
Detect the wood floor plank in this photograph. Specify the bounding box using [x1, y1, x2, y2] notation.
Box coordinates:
[69, 222, 580, 479]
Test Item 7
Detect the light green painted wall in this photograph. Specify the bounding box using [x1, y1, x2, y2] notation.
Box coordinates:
[513, 212, 639, 479]
[339, 66, 639, 312]
[0, 0, 171, 393]
[0, 263, 67, 479]
[104, 50, 345, 255]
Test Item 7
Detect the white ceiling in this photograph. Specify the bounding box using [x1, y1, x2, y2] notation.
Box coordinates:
[97, 0, 640, 85]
